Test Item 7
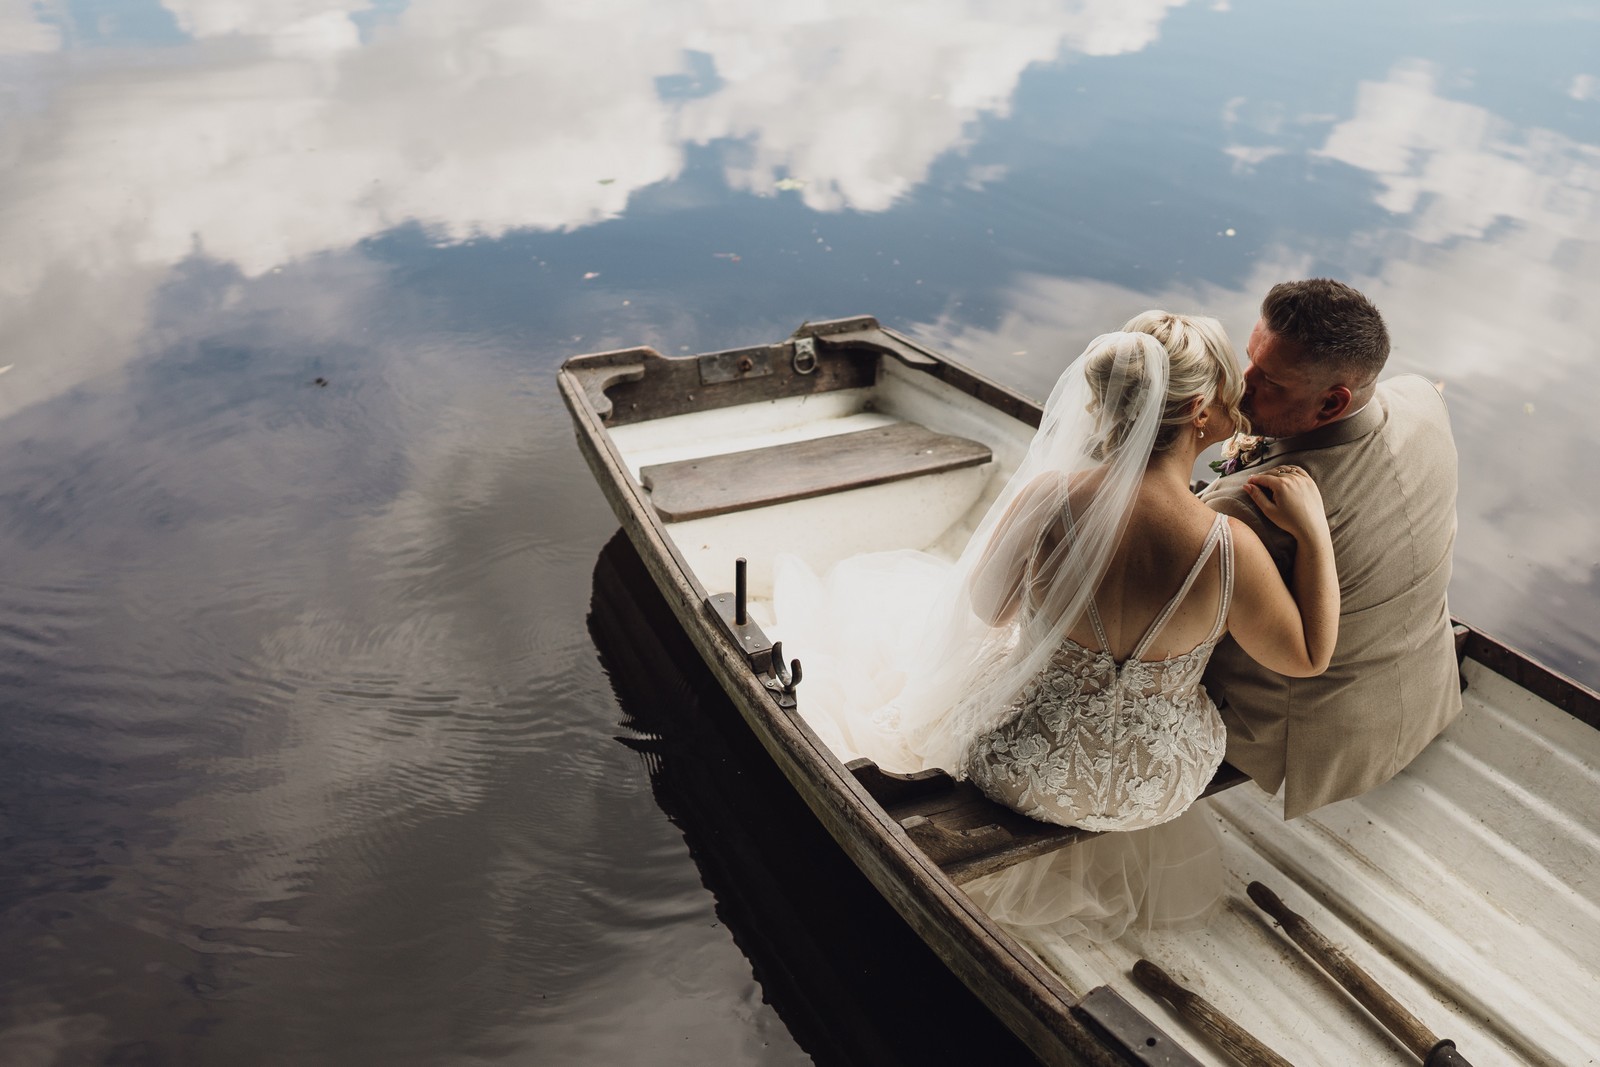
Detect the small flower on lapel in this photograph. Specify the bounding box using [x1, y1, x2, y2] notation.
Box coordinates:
[1209, 433, 1270, 476]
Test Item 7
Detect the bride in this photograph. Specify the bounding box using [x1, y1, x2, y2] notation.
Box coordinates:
[772, 311, 1338, 938]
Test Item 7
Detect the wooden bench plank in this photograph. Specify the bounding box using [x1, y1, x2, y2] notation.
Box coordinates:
[848, 758, 1249, 885]
[640, 422, 993, 522]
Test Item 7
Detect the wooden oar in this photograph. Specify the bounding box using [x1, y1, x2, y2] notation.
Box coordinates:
[1247, 882, 1474, 1066]
[1132, 959, 1295, 1067]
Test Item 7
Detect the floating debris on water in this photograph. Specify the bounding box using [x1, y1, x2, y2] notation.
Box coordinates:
[583, 272, 600, 280]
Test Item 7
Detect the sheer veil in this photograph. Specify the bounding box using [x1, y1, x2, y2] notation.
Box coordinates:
[861, 331, 1171, 773]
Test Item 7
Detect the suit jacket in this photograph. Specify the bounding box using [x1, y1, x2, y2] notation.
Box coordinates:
[1200, 374, 1462, 819]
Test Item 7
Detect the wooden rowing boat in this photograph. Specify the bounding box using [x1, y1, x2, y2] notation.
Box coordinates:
[559, 316, 1600, 1066]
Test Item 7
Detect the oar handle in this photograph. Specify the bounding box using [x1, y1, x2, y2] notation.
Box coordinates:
[1424, 1041, 1473, 1066]
[1132, 960, 1295, 1067]
[1247, 883, 1472, 1066]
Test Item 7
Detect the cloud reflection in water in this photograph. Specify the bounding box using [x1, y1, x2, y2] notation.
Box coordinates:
[0, 0, 1189, 417]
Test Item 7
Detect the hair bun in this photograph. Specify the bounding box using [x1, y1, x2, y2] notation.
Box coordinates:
[1082, 333, 1165, 460]
[1083, 314, 1246, 458]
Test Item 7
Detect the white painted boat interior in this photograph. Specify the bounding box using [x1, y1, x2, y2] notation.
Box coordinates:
[603, 356, 1599, 1065]
[607, 359, 1035, 598]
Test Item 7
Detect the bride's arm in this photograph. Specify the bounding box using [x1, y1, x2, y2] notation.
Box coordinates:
[967, 471, 1067, 627]
[1225, 468, 1340, 677]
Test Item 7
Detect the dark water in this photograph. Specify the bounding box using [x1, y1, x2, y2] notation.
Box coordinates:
[0, 2, 1596, 1064]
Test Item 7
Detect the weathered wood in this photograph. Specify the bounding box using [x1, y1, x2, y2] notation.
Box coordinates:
[845, 759, 955, 806]
[896, 784, 1095, 884]
[640, 422, 993, 522]
[848, 758, 1248, 885]
[1247, 882, 1473, 1066]
[565, 339, 877, 427]
[1132, 960, 1296, 1067]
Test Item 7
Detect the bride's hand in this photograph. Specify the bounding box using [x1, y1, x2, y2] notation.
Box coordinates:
[1243, 465, 1328, 542]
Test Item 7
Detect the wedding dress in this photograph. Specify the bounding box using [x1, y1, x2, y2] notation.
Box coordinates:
[964, 513, 1231, 832]
[770, 331, 1228, 942]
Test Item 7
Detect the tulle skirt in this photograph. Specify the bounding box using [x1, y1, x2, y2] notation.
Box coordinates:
[964, 803, 1222, 942]
[769, 549, 1225, 945]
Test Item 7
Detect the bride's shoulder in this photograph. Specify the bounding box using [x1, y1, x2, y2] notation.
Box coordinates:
[1011, 468, 1078, 510]
[1221, 516, 1287, 584]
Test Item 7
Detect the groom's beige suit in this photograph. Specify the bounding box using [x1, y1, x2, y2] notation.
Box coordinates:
[1201, 374, 1461, 819]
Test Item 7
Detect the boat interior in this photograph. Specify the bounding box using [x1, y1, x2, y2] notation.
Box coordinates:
[607, 354, 1033, 599]
[580, 336, 1600, 1066]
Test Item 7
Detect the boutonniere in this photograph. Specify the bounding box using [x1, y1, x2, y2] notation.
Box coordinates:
[1209, 433, 1270, 476]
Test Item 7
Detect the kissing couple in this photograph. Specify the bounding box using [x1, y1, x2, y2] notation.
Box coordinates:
[776, 279, 1461, 939]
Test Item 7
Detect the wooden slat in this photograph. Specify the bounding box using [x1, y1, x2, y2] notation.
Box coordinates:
[564, 333, 879, 428]
[640, 421, 993, 522]
[850, 759, 1249, 884]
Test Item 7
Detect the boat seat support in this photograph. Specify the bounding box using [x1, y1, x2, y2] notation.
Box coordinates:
[848, 759, 1249, 884]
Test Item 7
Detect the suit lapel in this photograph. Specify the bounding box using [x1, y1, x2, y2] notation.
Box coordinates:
[1249, 396, 1385, 466]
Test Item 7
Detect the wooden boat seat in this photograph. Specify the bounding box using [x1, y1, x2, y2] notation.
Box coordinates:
[639, 421, 993, 522]
[848, 758, 1250, 884]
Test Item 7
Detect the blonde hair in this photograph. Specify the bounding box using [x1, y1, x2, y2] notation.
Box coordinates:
[1116, 310, 1247, 451]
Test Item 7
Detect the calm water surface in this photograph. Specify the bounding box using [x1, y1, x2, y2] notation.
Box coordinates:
[1, 2, 1596, 1064]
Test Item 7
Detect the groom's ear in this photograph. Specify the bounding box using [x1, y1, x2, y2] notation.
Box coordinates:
[1315, 385, 1354, 424]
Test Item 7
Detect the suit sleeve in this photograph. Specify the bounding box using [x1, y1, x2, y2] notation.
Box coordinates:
[1203, 479, 1296, 580]
[1202, 481, 1269, 538]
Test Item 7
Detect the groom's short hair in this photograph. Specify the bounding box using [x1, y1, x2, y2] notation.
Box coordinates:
[1261, 279, 1389, 386]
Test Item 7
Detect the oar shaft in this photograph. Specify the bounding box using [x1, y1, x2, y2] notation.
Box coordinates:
[1132, 960, 1295, 1067]
[1247, 882, 1471, 1066]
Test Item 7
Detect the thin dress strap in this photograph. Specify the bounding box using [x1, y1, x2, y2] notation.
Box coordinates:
[1202, 517, 1235, 646]
[1127, 513, 1229, 663]
[1058, 498, 1116, 652]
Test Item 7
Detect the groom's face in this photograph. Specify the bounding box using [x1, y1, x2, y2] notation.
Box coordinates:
[1241, 319, 1327, 438]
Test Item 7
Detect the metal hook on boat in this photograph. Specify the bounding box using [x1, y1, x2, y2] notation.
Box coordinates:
[792, 336, 819, 375]
[768, 640, 802, 694]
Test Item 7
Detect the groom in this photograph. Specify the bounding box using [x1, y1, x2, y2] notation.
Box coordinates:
[1201, 279, 1461, 819]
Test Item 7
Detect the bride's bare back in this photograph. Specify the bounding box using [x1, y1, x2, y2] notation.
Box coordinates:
[992, 455, 1338, 679]
[1054, 477, 1228, 662]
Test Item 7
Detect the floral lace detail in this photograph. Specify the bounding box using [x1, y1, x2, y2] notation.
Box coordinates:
[964, 516, 1232, 832]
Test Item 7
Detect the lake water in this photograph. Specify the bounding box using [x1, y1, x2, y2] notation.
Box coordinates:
[1, 2, 1596, 1064]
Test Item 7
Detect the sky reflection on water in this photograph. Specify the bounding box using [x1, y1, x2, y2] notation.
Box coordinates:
[0, 1, 1597, 1063]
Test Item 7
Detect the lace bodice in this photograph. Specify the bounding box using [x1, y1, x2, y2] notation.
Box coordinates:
[965, 515, 1233, 831]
